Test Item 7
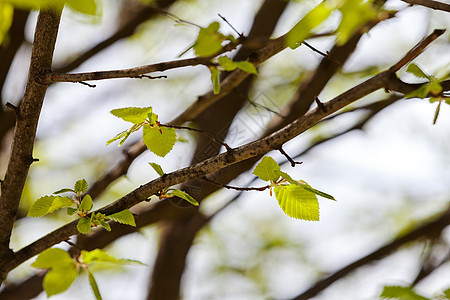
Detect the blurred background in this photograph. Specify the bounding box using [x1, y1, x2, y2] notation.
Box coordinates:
[1, 0, 449, 299]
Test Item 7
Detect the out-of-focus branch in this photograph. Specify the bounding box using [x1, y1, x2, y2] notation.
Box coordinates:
[401, 0, 450, 12]
[289, 205, 450, 300]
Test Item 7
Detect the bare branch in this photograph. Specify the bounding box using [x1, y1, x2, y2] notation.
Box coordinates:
[401, 0, 450, 12]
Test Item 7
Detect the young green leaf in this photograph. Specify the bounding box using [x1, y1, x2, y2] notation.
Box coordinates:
[433, 100, 442, 125]
[77, 217, 92, 234]
[32, 248, 78, 297]
[99, 220, 111, 231]
[66, 0, 98, 16]
[106, 123, 140, 146]
[210, 66, 220, 94]
[406, 63, 430, 80]
[43, 266, 78, 297]
[336, 0, 377, 45]
[142, 124, 176, 157]
[286, 2, 332, 49]
[67, 207, 77, 215]
[53, 188, 74, 194]
[79, 194, 93, 212]
[32, 248, 74, 269]
[253, 156, 280, 182]
[193, 22, 225, 57]
[380, 285, 429, 300]
[81, 249, 145, 265]
[274, 185, 319, 221]
[110, 107, 153, 124]
[28, 196, 74, 217]
[74, 179, 88, 194]
[149, 162, 165, 176]
[170, 189, 199, 206]
[87, 270, 103, 300]
[218, 56, 257, 74]
[107, 209, 136, 226]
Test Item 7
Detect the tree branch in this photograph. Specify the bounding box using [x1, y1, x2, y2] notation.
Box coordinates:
[7, 28, 444, 274]
[401, 0, 450, 12]
[0, 9, 61, 283]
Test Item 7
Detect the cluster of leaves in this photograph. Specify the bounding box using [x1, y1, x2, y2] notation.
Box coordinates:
[107, 106, 176, 157]
[191, 21, 257, 94]
[405, 63, 450, 124]
[253, 156, 335, 221]
[286, 0, 378, 49]
[32, 247, 143, 299]
[381, 285, 450, 300]
[27, 179, 136, 234]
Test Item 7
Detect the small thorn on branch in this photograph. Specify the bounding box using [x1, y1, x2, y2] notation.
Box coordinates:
[278, 146, 302, 167]
[133, 75, 168, 80]
[315, 96, 326, 112]
[78, 81, 96, 88]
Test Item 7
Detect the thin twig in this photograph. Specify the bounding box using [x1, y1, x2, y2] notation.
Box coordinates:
[218, 14, 243, 37]
[159, 123, 232, 152]
[278, 147, 302, 167]
[401, 0, 450, 12]
[302, 41, 339, 64]
[78, 81, 96, 88]
[201, 176, 269, 191]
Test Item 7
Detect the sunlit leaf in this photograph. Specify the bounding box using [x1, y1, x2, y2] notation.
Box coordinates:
[77, 217, 92, 234]
[218, 56, 257, 74]
[406, 63, 430, 80]
[110, 107, 153, 124]
[0, 3, 13, 46]
[274, 185, 319, 221]
[336, 0, 377, 45]
[380, 285, 429, 300]
[170, 189, 199, 206]
[193, 22, 225, 57]
[79, 195, 93, 212]
[142, 124, 176, 157]
[107, 209, 136, 226]
[81, 249, 145, 265]
[253, 156, 280, 182]
[149, 162, 165, 176]
[87, 270, 103, 300]
[28, 196, 74, 217]
[210, 66, 220, 94]
[66, 0, 98, 16]
[43, 266, 78, 297]
[286, 2, 332, 49]
[32, 248, 74, 269]
[53, 188, 74, 194]
[74, 179, 88, 194]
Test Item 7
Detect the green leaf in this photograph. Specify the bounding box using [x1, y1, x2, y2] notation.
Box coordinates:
[79, 194, 93, 212]
[99, 220, 111, 231]
[66, 0, 98, 16]
[274, 185, 319, 221]
[74, 179, 88, 194]
[406, 63, 430, 80]
[77, 217, 92, 234]
[106, 123, 140, 146]
[275, 171, 336, 201]
[193, 22, 225, 57]
[210, 66, 220, 94]
[32, 248, 74, 269]
[433, 100, 441, 125]
[443, 287, 450, 298]
[81, 249, 144, 265]
[28, 196, 74, 217]
[253, 156, 280, 182]
[169, 189, 199, 206]
[67, 207, 77, 215]
[107, 209, 136, 226]
[142, 124, 176, 157]
[218, 56, 257, 74]
[0, 3, 13, 46]
[336, 0, 377, 45]
[110, 107, 153, 124]
[406, 83, 431, 99]
[53, 188, 74, 194]
[43, 266, 78, 297]
[82, 249, 121, 264]
[380, 285, 429, 300]
[286, 2, 332, 49]
[87, 270, 103, 300]
[149, 162, 165, 176]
